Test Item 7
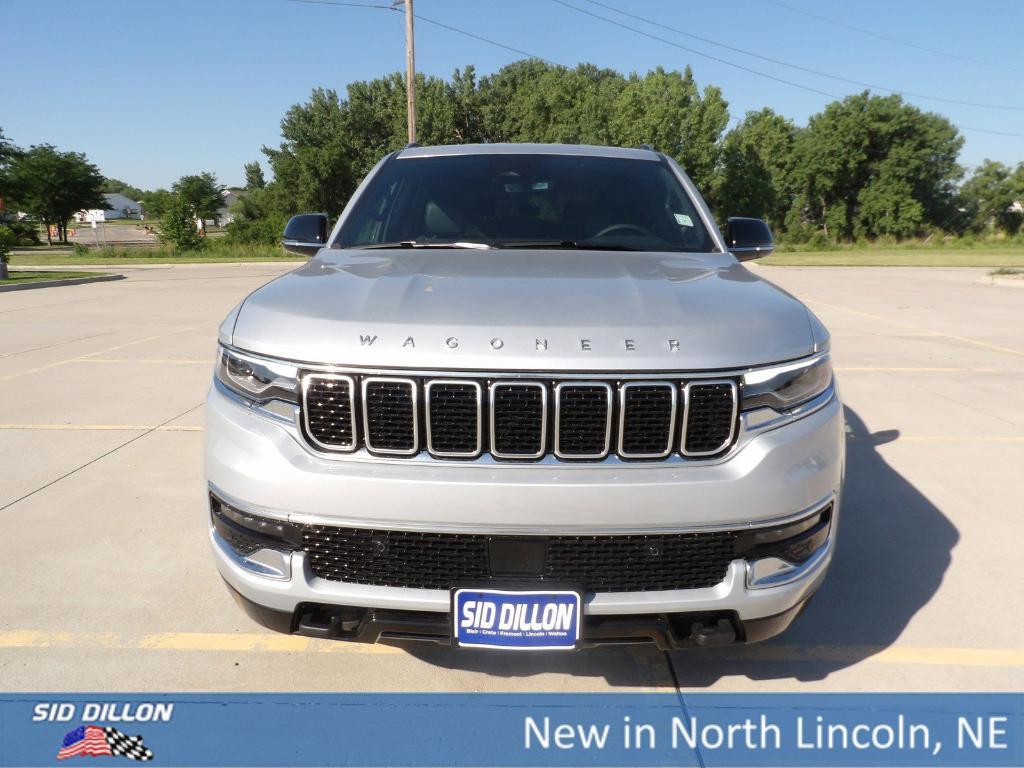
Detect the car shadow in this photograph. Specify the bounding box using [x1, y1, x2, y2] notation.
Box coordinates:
[401, 405, 958, 687]
[670, 405, 958, 685]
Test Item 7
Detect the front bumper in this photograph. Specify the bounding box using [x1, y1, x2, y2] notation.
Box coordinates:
[206, 381, 843, 644]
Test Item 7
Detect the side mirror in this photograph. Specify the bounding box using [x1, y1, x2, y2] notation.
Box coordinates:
[723, 217, 774, 261]
[282, 213, 329, 257]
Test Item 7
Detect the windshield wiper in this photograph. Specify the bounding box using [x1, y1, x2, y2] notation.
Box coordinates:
[358, 240, 492, 250]
[495, 240, 643, 251]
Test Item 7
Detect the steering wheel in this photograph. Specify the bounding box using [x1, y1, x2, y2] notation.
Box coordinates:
[593, 223, 655, 239]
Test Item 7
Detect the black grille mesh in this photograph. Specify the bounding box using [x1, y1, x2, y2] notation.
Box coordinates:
[428, 382, 480, 455]
[492, 384, 545, 456]
[556, 385, 610, 457]
[304, 376, 355, 448]
[302, 525, 737, 592]
[684, 383, 736, 454]
[364, 379, 416, 452]
[620, 385, 675, 456]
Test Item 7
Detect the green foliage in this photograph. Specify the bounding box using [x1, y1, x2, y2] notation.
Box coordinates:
[226, 186, 287, 245]
[140, 188, 172, 218]
[785, 92, 962, 241]
[244, 162, 266, 190]
[102, 178, 144, 200]
[159, 194, 206, 251]
[5, 144, 106, 244]
[0, 218, 40, 246]
[715, 108, 796, 229]
[0, 225, 15, 264]
[171, 172, 224, 224]
[245, 63, 1016, 245]
[958, 160, 1024, 235]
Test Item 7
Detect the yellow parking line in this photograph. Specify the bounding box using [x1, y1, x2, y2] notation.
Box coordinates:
[0, 424, 203, 432]
[0, 630, 400, 655]
[710, 644, 1024, 668]
[806, 299, 1024, 357]
[1, 630, 1023, 665]
[0, 327, 201, 382]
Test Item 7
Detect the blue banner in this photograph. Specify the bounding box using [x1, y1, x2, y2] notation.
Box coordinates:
[1, 693, 1020, 767]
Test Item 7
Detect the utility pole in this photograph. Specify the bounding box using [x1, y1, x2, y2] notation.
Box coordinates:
[404, 0, 416, 143]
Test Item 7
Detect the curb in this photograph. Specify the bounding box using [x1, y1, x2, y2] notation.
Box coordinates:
[0, 273, 125, 292]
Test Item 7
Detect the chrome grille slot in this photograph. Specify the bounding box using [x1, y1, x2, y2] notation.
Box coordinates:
[425, 380, 482, 457]
[682, 380, 738, 456]
[618, 382, 676, 458]
[362, 377, 418, 455]
[554, 382, 612, 459]
[301, 374, 356, 451]
[490, 382, 547, 459]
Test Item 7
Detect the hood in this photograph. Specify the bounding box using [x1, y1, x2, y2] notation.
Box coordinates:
[229, 249, 818, 371]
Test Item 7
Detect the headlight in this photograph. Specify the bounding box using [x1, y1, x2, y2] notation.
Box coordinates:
[741, 354, 832, 411]
[216, 346, 299, 403]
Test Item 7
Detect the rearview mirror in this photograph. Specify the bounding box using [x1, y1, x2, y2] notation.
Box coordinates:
[723, 217, 774, 261]
[282, 213, 329, 257]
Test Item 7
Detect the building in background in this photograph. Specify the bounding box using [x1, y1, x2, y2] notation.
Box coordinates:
[77, 192, 143, 222]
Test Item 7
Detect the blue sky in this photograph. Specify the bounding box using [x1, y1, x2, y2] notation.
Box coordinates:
[3, 0, 1022, 189]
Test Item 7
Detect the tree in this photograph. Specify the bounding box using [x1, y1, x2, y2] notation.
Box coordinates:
[715, 109, 797, 229]
[608, 66, 730, 197]
[786, 92, 962, 240]
[170, 172, 224, 234]
[0, 127, 20, 209]
[263, 87, 356, 219]
[6, 145, 106, 245]
[958, 160, 1024, 235]
[159, 194, 206, 250]
[244, 162, 266, 190]
[103, 178, 145, 200]
[139, 188, 172, 219]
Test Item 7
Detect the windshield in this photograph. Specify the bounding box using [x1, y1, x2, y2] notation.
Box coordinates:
[334, 153, 717, 253]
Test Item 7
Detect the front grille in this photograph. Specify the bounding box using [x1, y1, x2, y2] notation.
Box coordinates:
[303, 525, 738, 592]
[300, 371, 739, 462]
[491, 382, 546, 458]
[619, 383, 676, 458]
[363, 378, 417, 454]
[426, 381, 482, 457]
[302, 375, 356, 450]
[683, 381, 738, 456]
[555, 383, 611, 458]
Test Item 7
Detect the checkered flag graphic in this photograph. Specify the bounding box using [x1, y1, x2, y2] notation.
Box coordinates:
[104, 727, 154, 761]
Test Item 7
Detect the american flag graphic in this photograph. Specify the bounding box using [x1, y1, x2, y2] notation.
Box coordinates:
[57, 725, 154, 761]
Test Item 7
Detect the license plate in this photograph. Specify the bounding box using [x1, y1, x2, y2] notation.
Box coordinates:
[452, 588, 581, 650]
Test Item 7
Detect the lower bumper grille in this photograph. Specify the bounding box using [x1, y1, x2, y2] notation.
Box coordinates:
[302, 525, 738, 592]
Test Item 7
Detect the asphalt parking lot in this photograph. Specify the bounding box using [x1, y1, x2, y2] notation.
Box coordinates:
[0, 262, 1021, 692]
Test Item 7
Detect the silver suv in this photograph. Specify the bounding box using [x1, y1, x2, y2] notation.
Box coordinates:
[206, 143, 842, 651]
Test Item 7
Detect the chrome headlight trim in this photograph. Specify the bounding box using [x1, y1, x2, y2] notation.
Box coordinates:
[216, 345, 299, 404]
[740, 353, 832, 412]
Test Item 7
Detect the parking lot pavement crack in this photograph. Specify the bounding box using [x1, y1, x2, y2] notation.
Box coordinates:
[0, 402, 204, 513]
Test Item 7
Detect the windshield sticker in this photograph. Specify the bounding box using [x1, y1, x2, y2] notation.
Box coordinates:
[674, 213, 694, 227]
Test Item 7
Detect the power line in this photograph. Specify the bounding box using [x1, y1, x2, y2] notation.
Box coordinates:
[549, 0, 838, 99]
[284, 0, 563, 66]
[578, 0, 1024, 112]
[759, 0, 1024, 75]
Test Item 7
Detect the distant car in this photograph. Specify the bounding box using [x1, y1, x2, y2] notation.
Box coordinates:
[206, 143, 842, 651]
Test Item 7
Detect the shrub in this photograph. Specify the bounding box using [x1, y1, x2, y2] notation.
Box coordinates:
[160, 196, 206, 251]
